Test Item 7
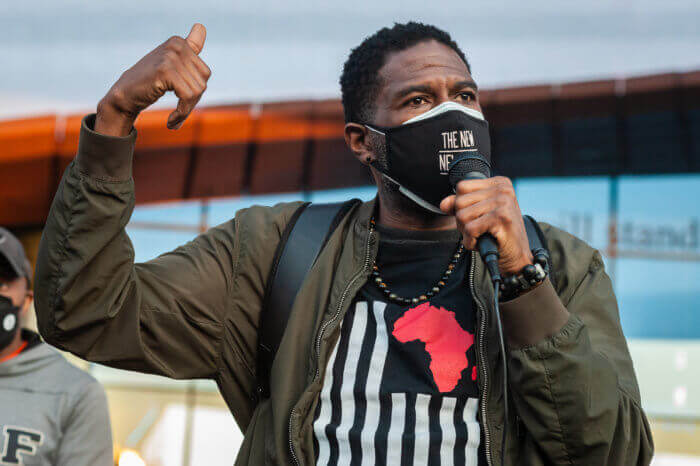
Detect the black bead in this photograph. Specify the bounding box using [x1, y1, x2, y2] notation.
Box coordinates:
[523, 264, 537, 280]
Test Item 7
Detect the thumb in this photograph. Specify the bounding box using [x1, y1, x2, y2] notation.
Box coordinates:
[185, 23, 207, 55]
[440, 195, 456, 215]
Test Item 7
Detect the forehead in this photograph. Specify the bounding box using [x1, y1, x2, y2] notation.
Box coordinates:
[378, 40, 471, 94]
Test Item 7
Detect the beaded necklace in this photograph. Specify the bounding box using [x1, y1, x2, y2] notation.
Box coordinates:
[369, 217, 465, 305]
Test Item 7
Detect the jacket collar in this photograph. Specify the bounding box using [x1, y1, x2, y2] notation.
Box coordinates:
[353, 197, 377, 233]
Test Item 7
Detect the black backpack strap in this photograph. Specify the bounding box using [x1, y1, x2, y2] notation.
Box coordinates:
[522, 215, 555, 288]
[256, 199, 361, 400]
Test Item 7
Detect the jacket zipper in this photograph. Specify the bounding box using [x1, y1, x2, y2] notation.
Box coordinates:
[470, 251, 493, 466]
[288, 227, 374, 466]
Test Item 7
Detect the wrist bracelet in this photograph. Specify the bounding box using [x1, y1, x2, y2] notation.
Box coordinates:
[499, 249, 550, 301]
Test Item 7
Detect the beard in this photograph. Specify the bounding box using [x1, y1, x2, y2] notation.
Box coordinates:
[367, 132, 445, 222]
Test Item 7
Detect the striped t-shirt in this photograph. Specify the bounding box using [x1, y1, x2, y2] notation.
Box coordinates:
[313, 225, 486, 466]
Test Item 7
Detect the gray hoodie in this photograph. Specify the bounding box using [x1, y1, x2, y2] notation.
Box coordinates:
[0, 331, 112, 466]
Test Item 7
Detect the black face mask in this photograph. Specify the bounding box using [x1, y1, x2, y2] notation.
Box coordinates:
[0, 295, 20, 351]
[366, 102, 491, 214]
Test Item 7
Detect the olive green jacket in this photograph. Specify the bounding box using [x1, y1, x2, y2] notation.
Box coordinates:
[34, 115, 653, 465]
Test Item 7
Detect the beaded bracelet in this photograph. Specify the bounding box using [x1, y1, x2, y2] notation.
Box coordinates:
[498, 248, 550, 301]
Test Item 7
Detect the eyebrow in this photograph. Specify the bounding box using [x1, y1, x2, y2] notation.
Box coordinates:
[393, 79, 479, 101]
[452, 79, 479, 92]
[394, 84, 435, 100]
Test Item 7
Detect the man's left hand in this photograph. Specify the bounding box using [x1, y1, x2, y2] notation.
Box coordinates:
[440, 176, 533, 275]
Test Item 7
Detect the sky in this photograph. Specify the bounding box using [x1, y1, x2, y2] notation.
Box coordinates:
[1, 0, 699, 118]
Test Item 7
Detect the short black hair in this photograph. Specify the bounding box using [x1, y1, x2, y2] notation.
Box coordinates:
[340, 22, 470, 123]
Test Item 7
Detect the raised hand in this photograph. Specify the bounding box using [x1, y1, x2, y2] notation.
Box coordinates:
[95, 23, 211, 137]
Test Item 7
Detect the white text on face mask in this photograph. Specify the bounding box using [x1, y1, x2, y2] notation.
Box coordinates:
[441, 130, 475, 149]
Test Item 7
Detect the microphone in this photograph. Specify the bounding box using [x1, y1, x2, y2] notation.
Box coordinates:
[448, 154, 501, 283]
[449, 153, 510, 466]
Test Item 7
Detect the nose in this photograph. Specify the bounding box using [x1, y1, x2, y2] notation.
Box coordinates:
[431, 81, 453, 108]
[434, 90, 450, 107]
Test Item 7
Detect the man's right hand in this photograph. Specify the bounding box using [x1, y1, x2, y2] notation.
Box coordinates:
[95, 23, 211, 137]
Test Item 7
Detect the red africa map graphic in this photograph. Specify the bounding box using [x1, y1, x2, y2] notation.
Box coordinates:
[392, 302, 474, 393]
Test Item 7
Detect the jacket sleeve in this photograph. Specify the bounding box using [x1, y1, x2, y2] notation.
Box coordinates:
[502, 233, 654, 465]
[56, 380, 113, 466]
[34, 114, 298, 384]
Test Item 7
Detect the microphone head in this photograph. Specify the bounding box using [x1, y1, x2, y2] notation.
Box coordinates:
[448, 153, 492, 190]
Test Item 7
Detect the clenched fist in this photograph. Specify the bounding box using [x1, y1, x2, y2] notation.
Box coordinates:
[95, 23, 211, 137]
[440, 176, 534, 275]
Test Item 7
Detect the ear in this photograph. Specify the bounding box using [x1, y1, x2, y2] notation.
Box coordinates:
[344, 123, 376, 166]
[21, 290, 33, 316]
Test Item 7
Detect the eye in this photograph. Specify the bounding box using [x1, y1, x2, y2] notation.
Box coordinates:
[406, 96, 428, 107]
[458, 91, 475, 103]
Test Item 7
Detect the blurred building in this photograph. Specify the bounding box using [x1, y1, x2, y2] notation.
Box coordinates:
[2, 69, 700, 464]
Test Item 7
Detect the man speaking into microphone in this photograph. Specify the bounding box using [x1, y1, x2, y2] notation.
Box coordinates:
[34, 22, 652, 465]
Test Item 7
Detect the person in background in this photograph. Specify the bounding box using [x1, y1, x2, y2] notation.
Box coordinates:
[0, 227, 113, 466]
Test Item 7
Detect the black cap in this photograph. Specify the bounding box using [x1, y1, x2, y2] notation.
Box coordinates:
[0, 228, 32, 286]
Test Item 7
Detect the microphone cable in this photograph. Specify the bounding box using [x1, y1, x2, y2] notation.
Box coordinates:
[491, 276, 508, 466]
[479, 255, 509, 466]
